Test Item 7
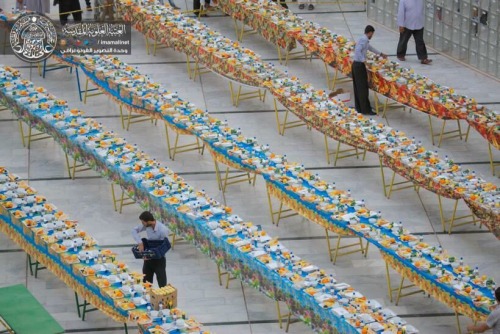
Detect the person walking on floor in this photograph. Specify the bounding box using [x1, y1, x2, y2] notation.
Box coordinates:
[132, 211, 169, 288]
[397, 0, 432, 64]
[351, 25, 387, 116]
[54, 0, 82, 25]
[298, 0, 314, 10]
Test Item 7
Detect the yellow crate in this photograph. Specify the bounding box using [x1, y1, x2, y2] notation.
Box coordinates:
[150, 284, 177, 310]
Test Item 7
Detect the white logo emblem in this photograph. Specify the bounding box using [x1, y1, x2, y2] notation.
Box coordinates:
[10, 13, 57, 63]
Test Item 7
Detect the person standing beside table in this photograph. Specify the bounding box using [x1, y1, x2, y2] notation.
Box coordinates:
[352, 25, 387, 116]
[396, 0, 432, 65]
[466, 287, 500, 334]
[132, 211, 169, 288]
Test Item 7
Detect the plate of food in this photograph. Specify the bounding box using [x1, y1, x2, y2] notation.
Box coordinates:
[50, 243, 68, 253]
[61, 253, 80, 264]
[116, 299, 136, 311]
[332, 307, 353, 319]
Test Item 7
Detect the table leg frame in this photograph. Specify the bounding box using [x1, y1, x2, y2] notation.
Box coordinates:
[228, 82, 266, 107]
[165, 123, 205, 161]
[373, 93, 406, 125]
[41, 58, 73, 79]
[276, 301, 292, 332]
[325, 230, 369, 264]
[273, 99, 307, 136]
[324, 135, 366, 165]
[216, 263, 236, 289]
[488, 143, 500, 176]
[75, 68, 102, 103]
[379, 158, 419, 199]
[428, 116, 464, 147]
[27, 254, 47, 279]
[266, 187, 298, 226]
[18, 121, 52, 149]
[124, 108, 157, 131]
[74, 292, 98, 321]
[437, 196, 480, 234]
[324, 63, 352, 91]
[385, 262, 424, 304]
[212, 160, 256, 194]
[110, 183, 136, 214]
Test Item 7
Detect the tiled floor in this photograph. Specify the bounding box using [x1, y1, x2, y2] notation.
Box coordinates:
[0, 1, 499, 333]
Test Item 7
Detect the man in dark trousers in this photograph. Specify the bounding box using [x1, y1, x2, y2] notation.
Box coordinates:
[397, 0, 432, 64]
[351, 25, 387, 116]
[55, 0, 82, 25]
[132, 211, 169, 287]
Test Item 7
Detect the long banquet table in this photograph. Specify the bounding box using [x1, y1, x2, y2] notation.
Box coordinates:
[4, 55, 498, 329]
[0, 65, 423, 334]
[214, 0, 500, 150]
[112, 0, 500, 237]
[0, 167, 209, 334]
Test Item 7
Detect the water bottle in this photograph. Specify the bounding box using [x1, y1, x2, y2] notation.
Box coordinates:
[158, 303, 164, 317]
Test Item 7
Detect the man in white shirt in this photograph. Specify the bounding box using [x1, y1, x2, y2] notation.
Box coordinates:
[397, 0, 432, 64]
[467, 287, 500, 334]
[351, 25, 387, 115]
[132, 211, 169, 287]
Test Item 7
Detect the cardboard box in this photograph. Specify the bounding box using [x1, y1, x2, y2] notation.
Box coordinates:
[150, 284, 177, 310]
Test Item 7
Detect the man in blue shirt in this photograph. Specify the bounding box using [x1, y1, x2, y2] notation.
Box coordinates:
[351, 25, 387, 116]
[132, 211, 170, 287]
[397, 0, 432, 64]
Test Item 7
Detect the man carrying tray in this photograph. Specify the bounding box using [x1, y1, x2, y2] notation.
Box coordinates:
[132, 211, 170, 287]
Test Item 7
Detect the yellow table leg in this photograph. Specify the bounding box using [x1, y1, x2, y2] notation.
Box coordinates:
[385, 262, 393, 302]
[18, 121, 51, 149]
[229, 81, 235, 106]
[455, 311, 463, 334]
[324, 134, 331, 165]
[64, 153, 72, 179]
[488, 143, 499, 176]
[464, 124, 471, 142]
[276, 301, 292, 332]
[111, 183, 118, 212]
[186, 54, 192, 79]
[168, 232, 182, 250]
[438, 195, 479, 234]
[273, 99, 282, 135]
[216, 263, 235, 289]
[83, 78, 90, 104]
[145, 36, 150, 55]
[385, 262, 424, 305]
[266, 186, 297, 225]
